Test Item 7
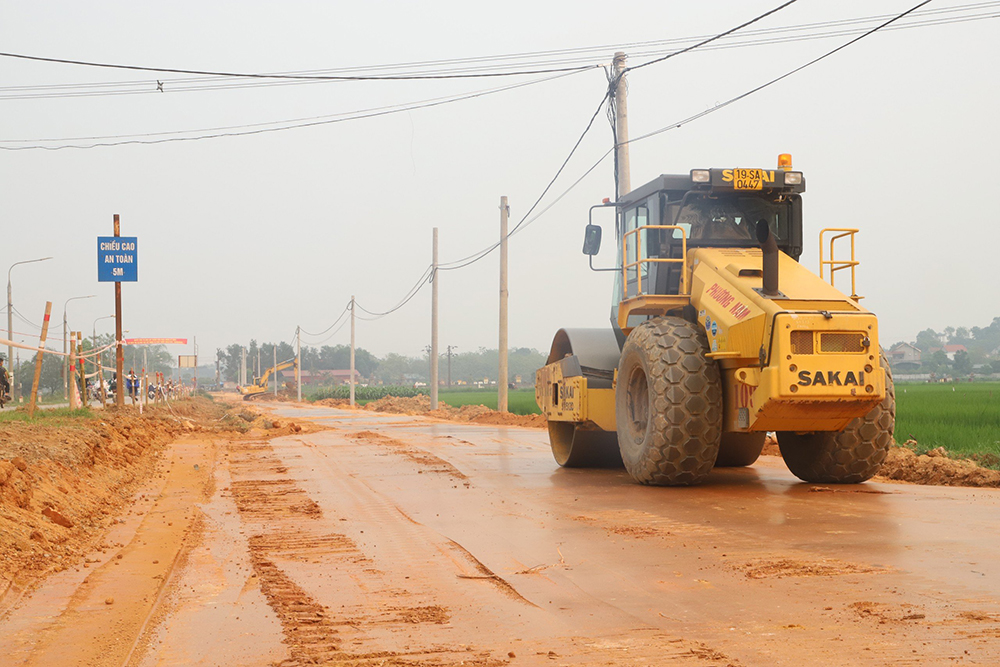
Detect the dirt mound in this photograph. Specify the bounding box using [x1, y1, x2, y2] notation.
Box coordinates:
[360, 394, 545, 428]
[314, 398, 354, 408]
[0, 398, 301, 602]
[760, 433, 999, 488]
[363, 395, 433, 414]
[877, 441, 1000, 487]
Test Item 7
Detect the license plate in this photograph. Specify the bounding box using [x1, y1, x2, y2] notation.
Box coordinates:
[733, 168, 763, 190]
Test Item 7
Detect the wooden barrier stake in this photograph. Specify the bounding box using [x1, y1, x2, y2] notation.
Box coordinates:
[28, 302, 52, 418]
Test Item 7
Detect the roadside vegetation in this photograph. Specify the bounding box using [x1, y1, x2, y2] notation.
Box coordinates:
[0, 406, 94, 426]
[895, 382, 1000, 468]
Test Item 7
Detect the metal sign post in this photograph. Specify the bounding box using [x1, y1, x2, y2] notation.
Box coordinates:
[97, 216, 138, 408]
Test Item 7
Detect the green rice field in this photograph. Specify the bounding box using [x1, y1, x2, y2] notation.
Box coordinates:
[894, 382, 1000, 466]
[436, 389, 540, 416]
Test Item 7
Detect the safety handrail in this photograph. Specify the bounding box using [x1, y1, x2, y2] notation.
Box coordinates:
[819, 227, 860, 298]
[622, 225, 689, 297]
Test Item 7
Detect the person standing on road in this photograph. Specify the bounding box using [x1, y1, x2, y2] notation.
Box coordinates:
[126, 368, 139, 404]
[0, 357, 10, 407]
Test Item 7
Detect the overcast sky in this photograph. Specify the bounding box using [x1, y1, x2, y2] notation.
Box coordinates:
[1, 0, 997, 363]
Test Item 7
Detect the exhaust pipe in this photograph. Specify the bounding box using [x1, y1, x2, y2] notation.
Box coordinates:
[755, 219, 779, 297]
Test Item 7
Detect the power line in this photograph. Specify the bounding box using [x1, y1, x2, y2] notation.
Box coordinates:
[0, 50, 597, 82]
[438, 91, 611, 272]
[628, 0, 935, 146]
[436, 0, 943, 277]
[299, 302, 351, 338]
[438, 1, 802, 272]
[301, 316, 352, 347]
[354, 265, 434, 320]
[623, 0, 800, 75]
[1, 3, 994, 100]
[0, 69, 597, 150]
[323, 0, 941, 322]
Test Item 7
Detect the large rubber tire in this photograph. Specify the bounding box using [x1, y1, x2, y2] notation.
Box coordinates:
[715, 432, 766, 467]
[549, 422, 623, 468]
[615, 316, 723, 486]
[777, 354, 896, 484]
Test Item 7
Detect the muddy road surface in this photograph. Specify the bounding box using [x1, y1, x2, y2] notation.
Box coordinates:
[3, 403, 1000, 666]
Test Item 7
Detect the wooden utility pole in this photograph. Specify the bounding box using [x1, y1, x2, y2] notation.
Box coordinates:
[430, 228, 439, 410]
[28, 301, 52, 418]
[349, 296, 356, 407]
[612, 52, 631, 198]
[498, 196, 509, 412]
[113, 215, 125, 408]
[68, 332, 78, 409]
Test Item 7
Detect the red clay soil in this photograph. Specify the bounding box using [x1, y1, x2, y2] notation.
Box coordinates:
[314, 394, 545, 428]
[761, 434, 1000, 487]
[0, 398, 309, 602]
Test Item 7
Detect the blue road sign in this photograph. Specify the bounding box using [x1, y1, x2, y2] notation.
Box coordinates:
[97, 236, 138, 282]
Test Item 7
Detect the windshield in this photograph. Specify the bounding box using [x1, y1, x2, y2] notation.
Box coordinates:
[667, 194, 791, 245]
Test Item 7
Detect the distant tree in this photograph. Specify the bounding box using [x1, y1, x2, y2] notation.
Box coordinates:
[915, 328, 941, 352]
[953, 349, 972, 374]
[374, 353, 412, 384]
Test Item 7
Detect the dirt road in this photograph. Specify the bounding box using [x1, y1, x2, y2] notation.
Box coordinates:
[3, 402, 1000, 666]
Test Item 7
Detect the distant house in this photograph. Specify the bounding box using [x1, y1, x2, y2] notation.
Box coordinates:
[888, 342, 921, 371]
[280, 369, 362, 386]
[928, 344, 968, 361]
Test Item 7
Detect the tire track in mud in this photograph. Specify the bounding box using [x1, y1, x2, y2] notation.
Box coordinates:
[227, 439, 498, 667]
[349, 430, 470, 484]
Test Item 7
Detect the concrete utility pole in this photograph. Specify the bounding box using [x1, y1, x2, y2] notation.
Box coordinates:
[498, 196, 509, 413]
[296, 326, 302, 402]
[273, 345, 277, 397]
[430, 228, 439, 410]
[612, 51, 631, 199]
[350, 296, 356, 407]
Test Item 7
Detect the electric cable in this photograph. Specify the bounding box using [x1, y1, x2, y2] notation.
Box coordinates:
[354, 265, 434, 319]
[623, 0, 799, 75]
[1, 2, 993, 100]
[437, 1, 798, 272]
[628, 0, 935, 146]
[0, 69, 598, 150]
[437, 91, 611, 272]
[440, 0, 941, 273]
[0, 50, 596, 81]
[299, 302, 351, 338]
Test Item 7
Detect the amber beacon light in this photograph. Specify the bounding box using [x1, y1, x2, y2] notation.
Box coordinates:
[778, 153, 793, 169]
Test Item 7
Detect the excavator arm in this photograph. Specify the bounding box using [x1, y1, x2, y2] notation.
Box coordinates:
[240, 357, 298, 400]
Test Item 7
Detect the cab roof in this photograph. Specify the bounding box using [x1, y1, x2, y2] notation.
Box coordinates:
[618, 168, 806, 207]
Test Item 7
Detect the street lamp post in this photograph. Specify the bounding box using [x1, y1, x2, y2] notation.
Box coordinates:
[63, 295, 96, 400]
[8, 257, 53, 402]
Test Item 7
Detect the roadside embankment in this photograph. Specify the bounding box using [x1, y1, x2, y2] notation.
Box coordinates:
[0, 397, 310, 606]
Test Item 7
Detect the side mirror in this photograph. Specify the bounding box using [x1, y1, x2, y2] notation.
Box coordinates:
[582, 224, 602, 256]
